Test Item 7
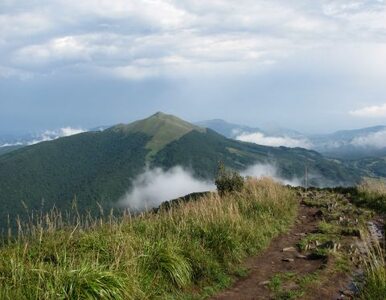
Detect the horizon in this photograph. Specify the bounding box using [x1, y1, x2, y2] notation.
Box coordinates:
[1, 110, 386, 137]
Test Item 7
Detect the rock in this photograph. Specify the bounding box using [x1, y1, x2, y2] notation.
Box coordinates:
[295, 254, 307, 259]
[259, 280, 270, 286]
[342, 290, 355, 297]
[282, 247, 297, 252]
[282, 258, 294, 262]
[295, 233, 306, 237]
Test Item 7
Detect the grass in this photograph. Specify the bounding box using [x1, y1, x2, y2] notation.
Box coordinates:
[0, 178, 298, 299]
[358, 228, 386, 300]
[356, 178, 386, 299]
[356, 178, 386, 213]
[295, 188, 380, 299]
[268, 271, 319, 300]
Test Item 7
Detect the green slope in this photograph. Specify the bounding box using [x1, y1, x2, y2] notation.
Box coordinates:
[111, 112, 204, 157]
[345, 156, 386, 178]
[0, 145, 24, 156]
[0, 130, 150, 232]
[153, 129, 360, 185]
[0, 113, 362, 232]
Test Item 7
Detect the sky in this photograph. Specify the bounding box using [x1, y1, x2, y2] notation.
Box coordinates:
[1, 0, 386, 135]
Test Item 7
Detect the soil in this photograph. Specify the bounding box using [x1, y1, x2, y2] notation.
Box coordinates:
[210, 204, 354, 300]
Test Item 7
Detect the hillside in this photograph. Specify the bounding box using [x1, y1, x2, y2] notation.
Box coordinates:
[346, 156, 386, 178]
[0, 145, 23, 156]
[310, 125, 386, 159]
[0, 112, 361, 232]
[0, 179, 383, 299]
[198, 120, 386, 160]
[0, 179, 298, 299]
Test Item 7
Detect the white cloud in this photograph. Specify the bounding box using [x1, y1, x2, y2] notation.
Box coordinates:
[28, 127, 85, 145]
[119, 166, 214, 211]
[0, 12, 52, 39]
[15, 36, 90, 65]
[236, 131, 312, 149]
[349, 103, 386, 117]
[0, 142, 24, 148]
[241, 163, 301, 186]
[1, 0, 386, 82]
[351, 130, 386, 148]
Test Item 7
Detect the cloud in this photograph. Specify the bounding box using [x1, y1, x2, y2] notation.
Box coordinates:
[119, 166, 214, 211]
[351, 130, 386, 149]
[0, 142, 24, 148]
[28, 127, 85, 145]
[349, 103, 386, 117]
[4, 0, 386, 79]
[0, 12, 52, 40]
[236, 131, 312, 149]
[0, 127, 86, 147]
[241, 163, 301, 186]
[119, 163, 303, 212]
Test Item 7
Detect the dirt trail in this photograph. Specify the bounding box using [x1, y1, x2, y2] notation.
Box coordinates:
[211, 203, 349, 300]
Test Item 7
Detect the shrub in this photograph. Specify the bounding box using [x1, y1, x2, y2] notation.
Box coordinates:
[215, 162, 244, 196]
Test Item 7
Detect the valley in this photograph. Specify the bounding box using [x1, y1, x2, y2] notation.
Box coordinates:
[0, 112, 362, 233]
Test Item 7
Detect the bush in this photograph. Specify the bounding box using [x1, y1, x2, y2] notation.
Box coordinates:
[215, 162, 244, 196]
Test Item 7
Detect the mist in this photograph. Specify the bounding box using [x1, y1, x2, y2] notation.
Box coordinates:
[241, 163, 302, 187]
[119, 163, 306, 211]
[236, 132, 312, 149]
[0, 127, 86, 147]
[351, 130, 386, 149]
[27, 127, 86, 145]
[119, 166, 215, 211]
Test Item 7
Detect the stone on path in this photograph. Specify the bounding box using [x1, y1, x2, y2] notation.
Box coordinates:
[282, 258, 294, 262]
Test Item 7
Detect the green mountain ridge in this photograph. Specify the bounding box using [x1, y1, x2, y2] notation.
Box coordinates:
[110, 112, 205, 156]
[0, 112, 362, 232]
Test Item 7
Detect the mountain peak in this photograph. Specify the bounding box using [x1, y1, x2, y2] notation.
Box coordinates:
[152, 111, 168, 117]
[112, 112, 205, 155]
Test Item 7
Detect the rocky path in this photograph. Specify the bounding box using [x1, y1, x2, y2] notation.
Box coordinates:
[211, 190, 371, 300]
[211, 204, 324, 300]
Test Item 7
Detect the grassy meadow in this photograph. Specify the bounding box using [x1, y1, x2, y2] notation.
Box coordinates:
[0, 178, 298, 299]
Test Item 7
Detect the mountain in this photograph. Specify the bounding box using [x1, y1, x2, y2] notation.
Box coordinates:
[198, 120, 386, 161]
[0, 112, 361, 232]
[0, 145, 24, 156]
[345, 156, 386, 178]
[195, 119, 261, 138]
[196, 119, 306, 139]
[310, 126, 386, 159]
[0, 127, 93, 156]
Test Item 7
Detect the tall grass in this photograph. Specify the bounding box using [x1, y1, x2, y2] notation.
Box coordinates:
[359, 228, 386, 300]
[356, 178, 386, 213]
[0, 178, 297, 299]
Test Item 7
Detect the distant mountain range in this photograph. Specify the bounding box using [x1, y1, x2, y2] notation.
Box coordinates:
[197, 119, 386, 160]
[0, 112, 362, 232]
